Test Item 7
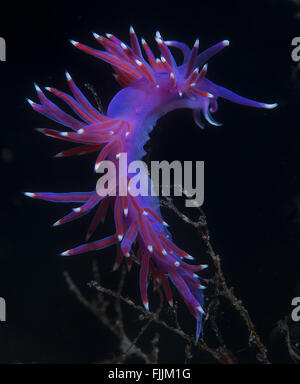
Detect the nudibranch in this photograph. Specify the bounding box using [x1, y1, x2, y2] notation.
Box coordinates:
[25, 27, 277, 342]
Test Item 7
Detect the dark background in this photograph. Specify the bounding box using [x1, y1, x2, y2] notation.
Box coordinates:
[0, 0, 299, 363]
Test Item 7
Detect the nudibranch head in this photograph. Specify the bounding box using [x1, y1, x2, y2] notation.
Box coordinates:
[71, 28, 277, 130]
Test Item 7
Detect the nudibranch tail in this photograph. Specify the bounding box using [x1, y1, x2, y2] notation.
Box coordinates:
[26, 27, 277, 343]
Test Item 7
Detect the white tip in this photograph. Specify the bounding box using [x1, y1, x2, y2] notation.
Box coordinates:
[156, 84, 160, 88]
[53, 220, 61, 227]
[207, 93, 214, 98]
[106, 33, 112, 39]
[121, 42, 128, 50]
[161, 56, 166, 63]
[201, 264, 208, 270]
[170, 72, 175, 79]
[142, 210, 148, 216]
[263, 103, 278, 109]
[70, 40, 79, 46]
[222, 40, 230, 47]
[60, 250, 70, 256]
[174, 261, 180, 267]
[199, 285, 207, 290]
[116, 153, 120, 159]
[77, 128, 85, 134]
[65, 71, 71, 81]
[155, 31, 162, 38]
[73, 207, 81, 213]
[194, 38, 199, 48]
[163, 221, 169, 227]
[168, 299, 174, 307]
[118, 234, 123, 241]
[26, 98, 35, 106]
[141, 37, 146, 45]
[45, 87, 52, 91]
[124, 208, 128, 216]
[60, 132, 68, 137]
[24, 192, 35, 198]
[197, 305, 205, 315]
[185, 254, 195, 260]
[144, 302, 149, 311]
[147, 245, 153, 253]
[130, 26, 135, 34]
[135, 59, 142, 66]
[125, 131, 130, 137]
[34, 83, 42, 93]
[92, 32, 100, 39]
[162, 249, 167, 256]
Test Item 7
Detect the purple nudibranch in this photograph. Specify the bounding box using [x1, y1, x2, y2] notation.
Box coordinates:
[25, 27, 277, 343]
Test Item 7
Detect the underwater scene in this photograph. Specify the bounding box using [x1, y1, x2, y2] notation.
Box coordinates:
[0, 0, 299, 367]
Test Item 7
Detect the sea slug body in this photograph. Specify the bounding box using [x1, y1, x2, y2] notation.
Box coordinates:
[25, 27, 277, 342]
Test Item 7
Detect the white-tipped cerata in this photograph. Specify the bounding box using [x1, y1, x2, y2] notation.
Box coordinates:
[197, 305, 205, 315]
[34, 83, 42, 93]
[92, 32, 100, 40]
[65, 71, 72, 81]
[60, 250, 70, 256]
[263, 103, 278, 109]
[24, 192, 36, 198]
[70, 40, 79, 47]
[26, 98, 35, 107]
[222, 40, 230, 47]
[147, 245, 153, 253]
